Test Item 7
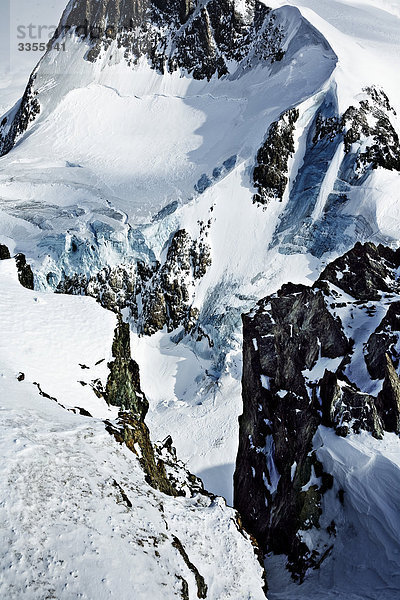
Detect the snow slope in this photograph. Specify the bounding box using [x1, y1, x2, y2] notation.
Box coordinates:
[0, 4, 337, 229]
[267, 427, 400, 600]
[0, 258, 267, 599]
[0, 258, 117, 419]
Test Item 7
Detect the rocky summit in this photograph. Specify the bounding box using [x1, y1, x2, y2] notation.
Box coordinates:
[57, 0, 285, 74]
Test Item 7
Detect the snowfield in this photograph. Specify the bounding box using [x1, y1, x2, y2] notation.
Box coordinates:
[0, 259, 266, 599]
[0, 259, 117, 419]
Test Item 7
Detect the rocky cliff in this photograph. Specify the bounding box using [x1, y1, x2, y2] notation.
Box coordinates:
[235, 241, 400, 580]
[56, 0, 284, 76]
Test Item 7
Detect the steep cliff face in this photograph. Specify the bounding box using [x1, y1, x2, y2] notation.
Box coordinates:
[56, 0, 284, 76]
[235, 242, 400, 580]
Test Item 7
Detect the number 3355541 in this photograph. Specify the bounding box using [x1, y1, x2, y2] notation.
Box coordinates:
[18, 43, 66, 52]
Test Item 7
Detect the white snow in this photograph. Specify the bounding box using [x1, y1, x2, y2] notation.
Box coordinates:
[0, 258, 117, 419]
[267, 426, 400, 599]
[0, 259, 267, 599]
[261, 374, 271, 390]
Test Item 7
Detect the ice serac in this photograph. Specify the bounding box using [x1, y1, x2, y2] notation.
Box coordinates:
[235, 242, 400, 582]
[56, 227, 212, 336]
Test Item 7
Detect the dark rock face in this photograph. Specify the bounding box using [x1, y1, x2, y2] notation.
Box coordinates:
[105, 315, 150, 417]
[0, 244, 35, 289]
[235, 241, 400, 580]
[235, 284, 347, 578]
[0, 74, 40, 159]
[365, 301, 400, 380]
[57, 228, 211, 336]
[57, 0, 284, 77]
[314, 87, 400, 175]
[318, 240, 400, 301]
[253, 108, 299, 205]
[376, 354, 400, 434]
[319, 370, 383, 438]
[142, 229, 211, 335]
[0, 244, 11, 260]
[15, 254, 35, 290]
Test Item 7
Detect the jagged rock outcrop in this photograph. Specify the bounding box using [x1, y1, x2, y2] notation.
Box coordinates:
[57, 263, 144, 314]
[313, 86, 400, 176]
[0, 244, 34, 290]
[154, 435, 206, 497]
[235, 241, 400, 580]
[57, 228, 211, 336]
[56, 0, 284, 77]
[15, 253, 35, 290]
[0, 74, 40, 158]
[376, 353, 400, 434]
[365, 302, 400, 379]
[253, 108, 299, 205]
[142, 229, 211, 334]
[105, 315, 150, 417]
[0, 244, 11, 260]
[103, 314, 208, 497]
[319, 370, 384, 438]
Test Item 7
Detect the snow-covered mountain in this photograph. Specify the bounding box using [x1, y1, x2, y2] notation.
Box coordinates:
[1, 0, 400, 597]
